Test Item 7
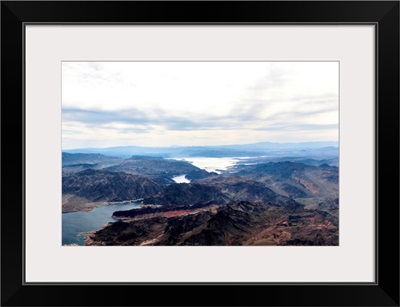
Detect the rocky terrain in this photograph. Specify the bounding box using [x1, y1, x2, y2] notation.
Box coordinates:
[61, 154, 216, 211]
[233, 161, 338, 198]
[104, 156, 215, 184]
[62, 169, 162, 212]
[62, 150, 339, 245]
[230, 161, 339, 215]
[62, 152, 122, 175]
[143, 183, 231, 206]
[87, 201, 338, 246]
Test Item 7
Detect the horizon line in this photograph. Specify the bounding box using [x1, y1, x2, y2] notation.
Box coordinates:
[62, 140, 339, 151]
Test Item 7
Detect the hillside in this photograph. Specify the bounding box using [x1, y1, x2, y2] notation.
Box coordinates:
[232, 161, 338, 199]
[62, 154, 216, 184]
[62, 169, 162, 212]
[62, 152, 122, 166]
[87, 201, 338, 246]
[104, 156, 214, 184]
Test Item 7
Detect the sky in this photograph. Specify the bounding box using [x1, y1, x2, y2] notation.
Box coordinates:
[62, 61, 338, 149]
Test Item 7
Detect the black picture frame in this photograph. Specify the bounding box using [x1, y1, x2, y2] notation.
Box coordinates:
[1, 1, 399, 306]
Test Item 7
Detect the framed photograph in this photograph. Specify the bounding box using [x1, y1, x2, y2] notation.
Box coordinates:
[1, 1, 399, 306]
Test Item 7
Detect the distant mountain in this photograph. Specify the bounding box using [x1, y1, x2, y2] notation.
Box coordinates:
[62, 152, 122, 166]
[64, 146, 179, 158]
[62, 154, 215, 184]
[104, 156, 213, 182]
[255, 156, 339, 167]
[219, 141, 338, 151]
[231, 161, 338, 199]
[63, 141, 338, 158]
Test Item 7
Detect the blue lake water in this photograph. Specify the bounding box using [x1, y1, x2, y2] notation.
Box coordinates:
[62, 202, 141, 246]
[172, 157, 241, 174]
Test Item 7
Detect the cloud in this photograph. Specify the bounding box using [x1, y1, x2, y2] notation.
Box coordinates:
[255, 123, 338, 132]
[62, 61, 339, 148]
[62, 107, 149, 125]
[62, 107, 251, 131]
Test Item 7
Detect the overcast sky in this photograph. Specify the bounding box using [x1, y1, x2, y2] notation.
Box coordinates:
[62, 61, 338, 149]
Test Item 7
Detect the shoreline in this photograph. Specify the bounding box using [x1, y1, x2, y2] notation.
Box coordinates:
[62, 198, 143, 213]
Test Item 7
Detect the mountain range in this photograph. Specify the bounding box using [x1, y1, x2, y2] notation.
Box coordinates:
[62, 142, 339, 246]
[87, 201, 338, 246]
[63, 141, 338, 158]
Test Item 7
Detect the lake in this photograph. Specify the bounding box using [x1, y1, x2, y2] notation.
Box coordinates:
[62, 201, 141, 246]
[175, 157, 241, 174]
[172, 175, 190, 183]
[62, 157, 250, 246]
